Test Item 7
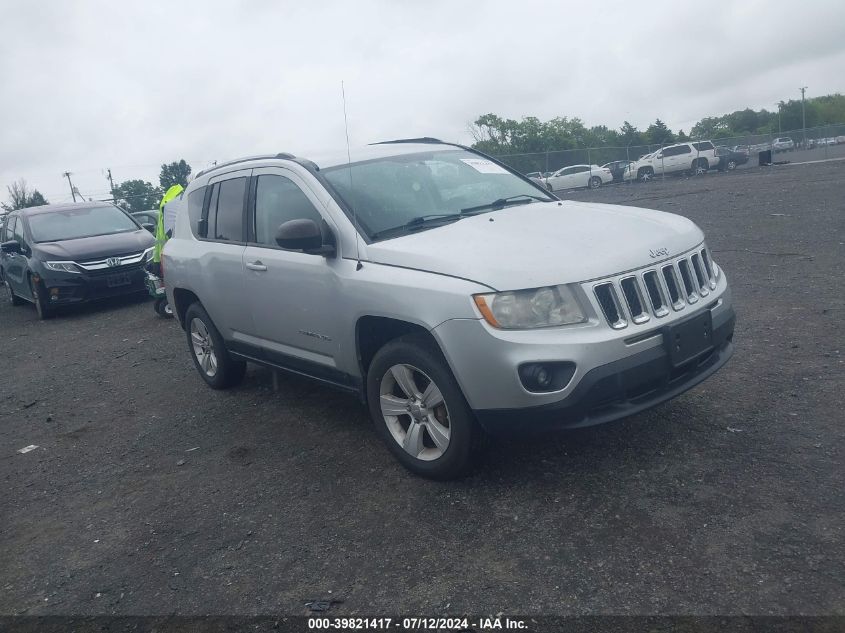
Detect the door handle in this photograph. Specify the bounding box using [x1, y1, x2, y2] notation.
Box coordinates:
[245, 260, 267, 272]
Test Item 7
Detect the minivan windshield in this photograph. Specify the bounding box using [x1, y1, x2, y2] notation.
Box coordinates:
[322, 149, 553, 239]
[28, 206, 140, 242]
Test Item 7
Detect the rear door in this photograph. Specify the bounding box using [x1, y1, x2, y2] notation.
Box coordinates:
[196, 170, 255, 340]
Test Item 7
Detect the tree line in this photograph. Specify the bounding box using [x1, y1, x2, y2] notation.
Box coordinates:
[1, 159, 193, 216]
[470, 93, 845, 157]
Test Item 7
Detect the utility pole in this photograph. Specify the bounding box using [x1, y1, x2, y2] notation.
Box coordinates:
[106, 168, 116, 201]
[776, 103, 781, 134]
[63, 171, 77, 202]
[800, 86, 807, 148]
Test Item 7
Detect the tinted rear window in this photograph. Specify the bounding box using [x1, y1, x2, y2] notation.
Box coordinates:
[210, 178, 246, 242]
[187, 187, 205, 237]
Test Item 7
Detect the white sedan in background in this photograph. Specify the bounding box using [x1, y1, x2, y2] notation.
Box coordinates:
[544, 164, 613, 191]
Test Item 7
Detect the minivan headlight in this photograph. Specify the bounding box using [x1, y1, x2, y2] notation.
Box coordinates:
[473, 285, 586, 329]
[43, 261, 81, 274]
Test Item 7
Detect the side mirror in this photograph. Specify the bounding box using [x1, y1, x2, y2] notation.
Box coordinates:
[275, 219, 336, 257]
[1, 240, 21, 255]
[142, 223, 156, 233]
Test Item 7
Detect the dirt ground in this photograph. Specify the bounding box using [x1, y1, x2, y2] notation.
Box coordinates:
[1, 161, 843, 616]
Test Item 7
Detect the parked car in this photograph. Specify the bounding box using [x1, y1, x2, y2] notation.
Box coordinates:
[624, 141, 717, 182]
[164, 139, 735, 479]
[0, 202, 155, 318]
[545, 164, 612, 191]
[836, 136, 845, 145]
[131, 210, 159, 232]
[601, 160, 633, 183]
[772, 137, 795, 152]
[715, 146, 750, 171]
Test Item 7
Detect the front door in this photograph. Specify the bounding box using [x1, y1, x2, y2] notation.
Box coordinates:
[3, 216, 30, 297]
[240, 167, 348, 385]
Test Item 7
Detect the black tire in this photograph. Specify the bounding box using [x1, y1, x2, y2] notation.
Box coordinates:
[588, 176, 602, 189]
[691, 159, 708, 175]
[4, 278, 26, 306]
[367, 334, 478, 480]
[30, 275, 52, 319]
[637, 167, 653, 182]
[184, 302, 246, 389]
[154, 297, 173, 318]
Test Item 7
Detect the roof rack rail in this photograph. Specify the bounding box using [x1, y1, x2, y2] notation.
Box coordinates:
[370, 137, 445, 145]
[194, 153, 298, 179]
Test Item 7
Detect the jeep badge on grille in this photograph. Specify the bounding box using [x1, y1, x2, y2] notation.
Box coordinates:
[649, 247, 669, 258]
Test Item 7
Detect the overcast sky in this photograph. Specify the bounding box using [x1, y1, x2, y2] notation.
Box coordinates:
[1, 0, 843, 205]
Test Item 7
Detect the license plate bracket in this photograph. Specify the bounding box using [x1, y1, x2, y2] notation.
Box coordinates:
[664, 310, 714, 367]
[106, 273, 131, 288]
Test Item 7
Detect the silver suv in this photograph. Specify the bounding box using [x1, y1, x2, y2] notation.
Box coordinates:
[164, 139, 735, 479]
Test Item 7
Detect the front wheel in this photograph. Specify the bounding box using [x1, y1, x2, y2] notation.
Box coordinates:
[367, 334, 478, 479]
[638, 167, 653, 182]
[588, 176, 602, 189]
[184, 302, 246, 389]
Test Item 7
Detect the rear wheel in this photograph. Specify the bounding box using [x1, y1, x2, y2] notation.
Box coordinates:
[185, 302, 246, 389]
[691, 159, 708, 175]
[588, 176, 602, 189]
[30, 276, 52, 319]
[154, 297, 173, 318]
[367, 334, 478, 480]
[5, 279, 25, 306]
[726, 159, 737, 171]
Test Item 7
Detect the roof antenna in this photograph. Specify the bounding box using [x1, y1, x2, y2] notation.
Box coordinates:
[342, 81, 363, 271]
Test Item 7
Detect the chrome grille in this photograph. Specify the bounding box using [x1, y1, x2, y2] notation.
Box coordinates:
[590, 245, 719, 329]
[76, 250, 150, 271]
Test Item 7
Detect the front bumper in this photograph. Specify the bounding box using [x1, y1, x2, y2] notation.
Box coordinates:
[474, 308, 734, 436]
[38, 264, 148, 305]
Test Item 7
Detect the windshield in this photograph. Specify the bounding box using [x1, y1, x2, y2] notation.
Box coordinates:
[28, 206, 140, 242]
[322, 149, 552, 239]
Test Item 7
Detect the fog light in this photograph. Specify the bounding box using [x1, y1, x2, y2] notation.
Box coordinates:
[50, 288, 59, 301]
[518, 361, 576, 393]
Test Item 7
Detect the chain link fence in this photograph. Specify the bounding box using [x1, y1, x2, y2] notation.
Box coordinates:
[488, 123, 845, 191]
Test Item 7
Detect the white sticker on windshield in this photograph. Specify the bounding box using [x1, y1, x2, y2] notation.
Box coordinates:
[459, 158, 509, 174]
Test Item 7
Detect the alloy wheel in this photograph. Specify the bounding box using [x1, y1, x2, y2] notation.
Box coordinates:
[379, 363, 451, 461]
[190, 317, 218, 377]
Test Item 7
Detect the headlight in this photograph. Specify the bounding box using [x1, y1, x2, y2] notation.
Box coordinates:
[473, 285, 586, 329]
[43, 261, 81, 274]
[143, 246, 155, 262]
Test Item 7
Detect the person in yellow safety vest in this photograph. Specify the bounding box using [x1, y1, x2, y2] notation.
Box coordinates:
[153, 184, 184, 267]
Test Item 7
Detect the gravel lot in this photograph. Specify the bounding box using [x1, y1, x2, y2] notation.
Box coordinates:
[1, 161, 843, 617]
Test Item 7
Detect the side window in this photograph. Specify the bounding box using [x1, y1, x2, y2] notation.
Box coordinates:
[254, 175, 324, 247]
[209, 177, 246, 242]
[677, 145, 692, 155]
[12, 217, 26, 245]
[187, 186, 205, 237]
[3, 216, 16, 242]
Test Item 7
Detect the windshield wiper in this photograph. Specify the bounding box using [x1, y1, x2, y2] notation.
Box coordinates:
[370, 213, 463, 239]
[460, 194, 548, 215]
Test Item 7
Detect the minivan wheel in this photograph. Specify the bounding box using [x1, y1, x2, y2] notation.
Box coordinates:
[588, 176, 602, 189]
[30, 276, 52, 319]
[184, 302, 246, 389]
[5, 279, 25, 306]
[367, 334, 476, 480]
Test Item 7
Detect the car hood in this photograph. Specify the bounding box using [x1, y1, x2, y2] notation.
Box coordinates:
[364, 201, 704, 290]
[33, 229, 155, 261]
